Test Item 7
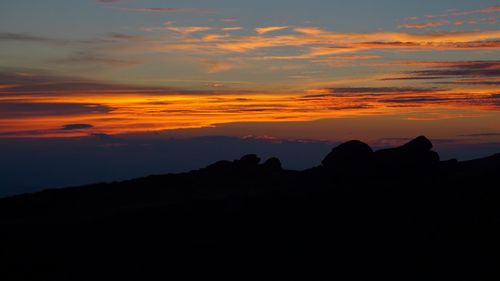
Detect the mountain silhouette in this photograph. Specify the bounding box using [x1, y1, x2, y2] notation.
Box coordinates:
[0, 136, 499, 281]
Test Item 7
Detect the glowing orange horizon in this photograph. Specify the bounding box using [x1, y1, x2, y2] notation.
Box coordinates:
[1, 85, 498, 138]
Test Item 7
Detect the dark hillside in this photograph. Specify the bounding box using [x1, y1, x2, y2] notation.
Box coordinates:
[1, 136, 499, 280]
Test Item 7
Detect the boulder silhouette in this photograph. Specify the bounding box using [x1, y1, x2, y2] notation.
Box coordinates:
[261, 157, 282, 172]
[235, 154, 261, 167]
[375, 136, 439, 169]
[322, 140, 374, 171]
[205, 154, 262, 173]
[401, 135, 433, 151]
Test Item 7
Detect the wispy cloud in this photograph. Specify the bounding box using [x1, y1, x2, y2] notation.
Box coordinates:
[0, 123, 97, 137]
[413, 5, 500, 21]
[119, 7, 215, 14]
[198, 59, 242, 73]
[0, 31, 142, 47]
[255, 26, 290, 35]
[0, 102, 110, 118]
[54, 50, 137, 67]
[82, 24, 499, 67]
[61, 124, 94, 131]
[303, 87, 441, 97]
[0, 32, 68, 45]
[301, 86, 499, 112]
[382, 61, 500, 85]
[1, 68, 498, 137]
[155, 28, 500, 57]
[0, 70, 174, 95]
[450, 5, 500, 16]
[458, 132, 500, 137]
[142, 22, 213, 35]
[399, 20, 449, 29]
[166, 26, 212, 35]
[467, 16, 498, 25]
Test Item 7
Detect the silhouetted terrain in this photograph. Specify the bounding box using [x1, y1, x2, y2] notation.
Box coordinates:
[1, 136, 499, 280]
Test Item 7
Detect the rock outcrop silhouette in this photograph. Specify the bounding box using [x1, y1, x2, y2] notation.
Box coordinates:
[322, 140, 374, 171]
[375, 136, 440, 170]
[204, 154, 282, 174]
[0, 136, 499, 281]
[261, 157, 282, 171]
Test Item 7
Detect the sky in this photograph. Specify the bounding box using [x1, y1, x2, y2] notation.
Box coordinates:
[0, 0, 499, 140]
[0, 1, 499, 195]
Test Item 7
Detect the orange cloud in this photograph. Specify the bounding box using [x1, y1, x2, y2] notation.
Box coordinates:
[175, 28, 500, 55]
[255, 26, 290, 35]
[166, 26, 212, 35]
[81, 25, 500, 63]
[293, 27, 323, 35]
[2, 69, 498, 138]
[198, 59, 242, 73]
[399, 20, 449, 29]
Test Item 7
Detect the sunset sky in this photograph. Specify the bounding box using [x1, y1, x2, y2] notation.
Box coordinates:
[0, 0, 499, 142]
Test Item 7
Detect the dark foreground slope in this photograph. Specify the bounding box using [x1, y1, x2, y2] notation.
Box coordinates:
[1, 136, 499, 280]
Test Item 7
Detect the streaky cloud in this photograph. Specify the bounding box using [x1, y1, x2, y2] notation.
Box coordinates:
[61, 124, 94, 131]
[256, 26, 290, 35]
[119, 7, 215, 14]
[0, 102, 110, 117]
[382, 60, 500, 84]
[0, 32, 68, 45]
[399, 20, 449, 29]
